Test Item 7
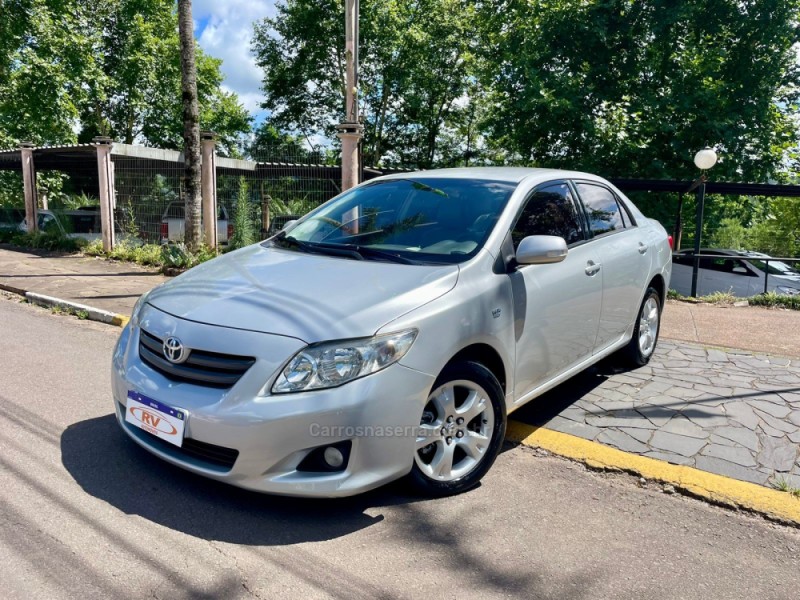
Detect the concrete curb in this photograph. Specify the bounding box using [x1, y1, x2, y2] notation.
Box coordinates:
[507, 420, 800, 527]
[0, 284, 130, 327]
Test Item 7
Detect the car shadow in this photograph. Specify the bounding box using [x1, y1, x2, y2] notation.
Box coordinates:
[61, 414, 432, 546]
[511, 358, 621, 426]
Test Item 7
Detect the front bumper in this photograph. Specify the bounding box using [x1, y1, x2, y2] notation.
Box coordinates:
[111, 307, 435, 497]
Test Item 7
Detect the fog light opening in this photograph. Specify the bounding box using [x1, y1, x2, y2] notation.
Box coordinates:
[323, 446, 344, 468]
[297, 440, 352, 473]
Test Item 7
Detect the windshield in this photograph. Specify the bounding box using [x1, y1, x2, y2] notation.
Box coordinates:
[270, 178, 516, 264]
[748, 259, 800, 276]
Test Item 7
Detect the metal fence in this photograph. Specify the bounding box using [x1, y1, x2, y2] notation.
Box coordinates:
[216, 164, 343, 242]
[112, 146, 348, 245]
[112, 155, 184, 244]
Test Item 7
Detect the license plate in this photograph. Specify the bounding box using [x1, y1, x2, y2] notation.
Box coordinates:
[125, 391, 186, 447]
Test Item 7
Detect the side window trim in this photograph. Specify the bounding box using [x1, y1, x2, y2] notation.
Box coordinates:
[511, 179, 588, 249]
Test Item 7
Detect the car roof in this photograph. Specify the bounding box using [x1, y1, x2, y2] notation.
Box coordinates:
[371, 167, 611, 185]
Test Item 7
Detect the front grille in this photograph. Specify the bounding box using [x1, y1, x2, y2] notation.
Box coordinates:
[139, 329, 255, 388]
[121, 405, 239, 471]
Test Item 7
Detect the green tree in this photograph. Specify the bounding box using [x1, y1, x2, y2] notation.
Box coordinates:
[0, 0, 251, 153]
[478, 0, 800, 181]
[246, 121, 325, 162]
[0, 0, 93, 145]
[252, 0, 478, 168]
[177, 0, 201, 250]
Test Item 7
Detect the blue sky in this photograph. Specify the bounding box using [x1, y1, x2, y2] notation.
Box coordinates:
[193, 1, 278, 124]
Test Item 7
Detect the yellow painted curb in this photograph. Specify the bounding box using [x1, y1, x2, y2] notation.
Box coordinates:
[507, 420, 800, 526]
[112, 314, 130, 327]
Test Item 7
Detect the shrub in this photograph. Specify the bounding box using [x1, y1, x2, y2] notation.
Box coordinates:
[749, 292, 800, 310]
[228, 178, 256, 250]
[161, 243, 194, 269]
[1, 230, 84, 252]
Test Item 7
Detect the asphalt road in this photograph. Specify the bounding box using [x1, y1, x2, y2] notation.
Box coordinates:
[1, 295, 799, 600]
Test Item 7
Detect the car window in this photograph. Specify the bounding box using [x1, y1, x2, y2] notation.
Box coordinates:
[575, 183, 625, 236]
[38, 213, 60, 233]
[64, 213, 101, 234]
[747, 259, 800, 276]
[164, 203, 184, 219]
[511, 183, 584, 248]
[165, 203, 226, 220]
[702, 256, 754, 275]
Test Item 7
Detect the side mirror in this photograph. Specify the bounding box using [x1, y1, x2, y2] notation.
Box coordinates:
[515, 235, 568, 265]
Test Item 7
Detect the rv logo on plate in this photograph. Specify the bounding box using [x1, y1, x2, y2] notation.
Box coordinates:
[163, 336, 189, 364]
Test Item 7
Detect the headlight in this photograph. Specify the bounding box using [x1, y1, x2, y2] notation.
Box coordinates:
[130, 290, 151, 327]
[271, 329, 418, 394]
[776, 286, 799, 296]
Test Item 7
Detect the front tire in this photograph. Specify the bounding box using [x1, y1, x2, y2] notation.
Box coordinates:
[409, 361, 506, 497]
[619, 286, 662, 367]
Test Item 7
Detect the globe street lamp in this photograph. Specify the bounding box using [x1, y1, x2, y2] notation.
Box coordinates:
[689, 146, 718, 297]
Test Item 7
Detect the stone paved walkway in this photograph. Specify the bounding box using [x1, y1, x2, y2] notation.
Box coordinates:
[513, 340, 800, 488]
[0, 246, 166, 314]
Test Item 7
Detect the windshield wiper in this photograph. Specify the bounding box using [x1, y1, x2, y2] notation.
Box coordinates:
[343, 245, 419, 265]
[272, 232, 365, 260]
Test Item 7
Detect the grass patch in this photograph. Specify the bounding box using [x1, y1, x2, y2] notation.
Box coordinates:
[771, 476, 800, 499]
[668, 288, 800, 310]
[49, 304, 90, 320]
[83, 239, 218, 272]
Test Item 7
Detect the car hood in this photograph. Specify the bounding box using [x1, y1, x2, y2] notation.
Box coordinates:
[146, 244, 459, 342]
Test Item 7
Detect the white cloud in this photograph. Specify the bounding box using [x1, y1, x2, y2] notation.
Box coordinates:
[193, 1, 277, 116]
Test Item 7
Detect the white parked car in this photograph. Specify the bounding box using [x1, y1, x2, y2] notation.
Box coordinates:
[19, 209, 102, 241]
[160, 202, 230, 245]
[671, 249, 800, 297]
[112, 168, 672, 497]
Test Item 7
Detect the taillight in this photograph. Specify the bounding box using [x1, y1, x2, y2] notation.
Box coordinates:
[227, 223, 234, 239]
[668, 235, 674, 250]
[160, 223, 168, 239]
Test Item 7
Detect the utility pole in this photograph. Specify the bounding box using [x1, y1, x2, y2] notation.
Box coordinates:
[336, 0, 363, 192]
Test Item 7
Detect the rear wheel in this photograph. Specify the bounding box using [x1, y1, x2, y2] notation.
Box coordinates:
[409, 361, 506, 497]
[619, 286, 661, 367]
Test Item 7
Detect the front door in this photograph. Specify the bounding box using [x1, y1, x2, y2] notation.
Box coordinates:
[510, 182, 602, 401]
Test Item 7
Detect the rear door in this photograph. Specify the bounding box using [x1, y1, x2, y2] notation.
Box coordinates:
[573, 181, 651, 353]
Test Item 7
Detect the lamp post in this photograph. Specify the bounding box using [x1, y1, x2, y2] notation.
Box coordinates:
[689, 146, 718, 297]
[336, 0, 363, 192]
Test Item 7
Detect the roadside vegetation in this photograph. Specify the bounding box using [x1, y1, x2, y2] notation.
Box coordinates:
[49, 303, 89, 320]
[668, 289, 800, 311]
[83, 239, 219, 271]
[772, 477, 800, 499]
[0, 229, 85, 252]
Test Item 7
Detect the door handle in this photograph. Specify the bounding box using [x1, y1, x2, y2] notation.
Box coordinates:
[638, 242, 648, 254]
[585, 261, 601, 276]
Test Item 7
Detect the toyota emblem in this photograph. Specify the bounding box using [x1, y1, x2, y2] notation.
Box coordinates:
[163, 336, 189, 364]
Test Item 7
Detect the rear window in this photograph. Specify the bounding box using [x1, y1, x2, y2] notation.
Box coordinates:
[0, 208, 24, 225]
[575, 183, 626, 237]
[164, 203, 226, 219]
[64, 213, 100, 234]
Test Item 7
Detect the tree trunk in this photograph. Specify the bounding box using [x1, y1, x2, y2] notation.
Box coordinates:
[178, 0, 202, 250]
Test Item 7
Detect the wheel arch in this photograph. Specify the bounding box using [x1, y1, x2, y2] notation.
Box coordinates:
[445, 343, 508, 395]
[647, 273, 666, 306]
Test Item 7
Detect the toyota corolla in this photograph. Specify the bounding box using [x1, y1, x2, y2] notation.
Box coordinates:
[111, 168, 671, 497]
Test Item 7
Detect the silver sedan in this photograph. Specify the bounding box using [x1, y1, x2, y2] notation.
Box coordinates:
[111, 168, 672, 497]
